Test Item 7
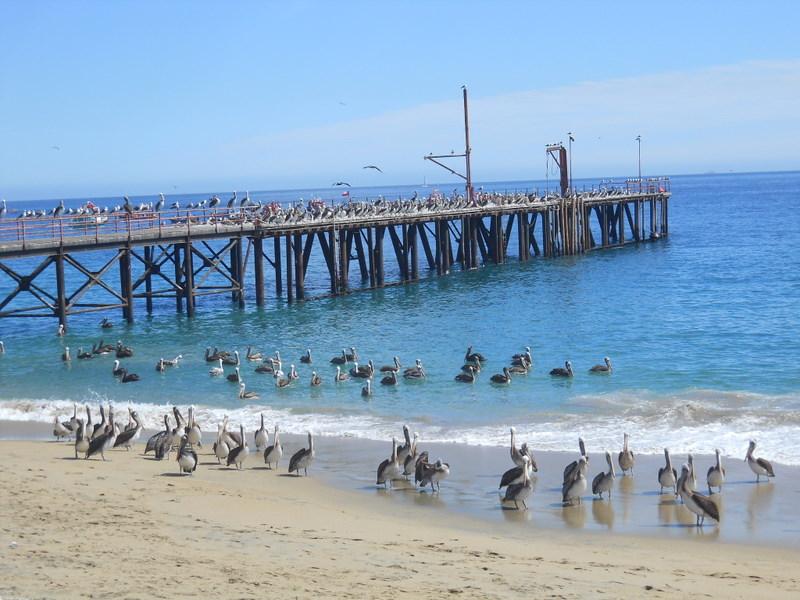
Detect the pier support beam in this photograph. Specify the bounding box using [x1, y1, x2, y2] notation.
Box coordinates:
[274, 236, 282, 296]
[119, 246, 133, 323]
[409, 224, 419, 280]
[55, 251, 67, 329]
[143, 246, 153, 313]
[173, 244, 183, 313]
[183, 240, 194, 317]
[285, 234, 293, 303]
[294, 233, 304, 300]
[374, 226, 385, 286]
[253, 237, 264, 307]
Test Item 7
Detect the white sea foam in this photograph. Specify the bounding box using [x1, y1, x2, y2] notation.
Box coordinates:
[1, 387, 799, 464]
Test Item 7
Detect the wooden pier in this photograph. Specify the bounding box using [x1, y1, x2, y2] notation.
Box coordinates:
[0, 182, 670, 328]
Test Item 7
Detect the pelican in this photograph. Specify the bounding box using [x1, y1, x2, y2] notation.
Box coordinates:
[239, 382, 259, 399]
[74, 418, 90, 459]
[745, 440, 775, 483]
[678, 463, 720, 526]
[507, 363, 528, 375]
[592, 451, 615, 499]
[563, 438, 588, 483]
[417, 459, 450, 493]
[503, 456, 533, 509]
[288, 431, 315, 476]
[100, 317, 113, 329]
[310, 371, 322, 386]
[376, 438, 401, 488]
[380, 370, 398, 386]
[226, 424, 248, 469]
[222, 350, 240, 366]
[113, 410, 142, 450]
[57, 323, 65, 336]
[658, 448, 677, 494]
[300, 349, 312, 364]
[263, 425, 282, 469]
[214, 425, 230, 464]
[53, 417, 71, 440]
[349, 360, 373, 379]
[255, 361, 277, 374]
[511, 346, 532, 366]
[562, 456, 588, 505]
[618, 433, 634, 475]
[589, 357, 612, 373]
[91, 405, 107, 439]
[209, 359, 224, 376]
[186, 406, 202, 447]
[227, 366, 241, 383]
[490, 367, 512, 385]
[145, 415, 170, 454]
[176, 435, 197, 475]
[414, 451, 430, 486]
[115, 341, 133, 358]
[455, 366, 476, 383]
[379, 356, 401, 373]
[246, 346, 263, 361]
[461, 361, 481, 374]
[255, 414, 269, 451]
[403, 359, 425, 380]
[687, 454, 697, 492]
[119, 368, 140, 383]
[77, 347, 93, 360]
[155, 358, 166, 373]
[464, 346, 486, 363]
[509, 427, 535, 468]
[549, 360, 573, 377]
[334, 366, 349, 382]
[86, 407, 117, 461]
[330, 350, 347, 365]
[499, 454, 535, 490]
[62, 346, 71, 362]
[707, 448, 726, 493]
[163, 354, 182, 367]
[361, 379, 372, 397]
[274, 372, 291, 388]
[345, 347, 358, 362]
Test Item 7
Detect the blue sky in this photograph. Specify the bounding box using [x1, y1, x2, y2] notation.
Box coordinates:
[1, 1, 798, 200]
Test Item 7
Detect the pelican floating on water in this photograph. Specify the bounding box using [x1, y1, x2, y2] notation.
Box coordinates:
[589, 357, 613, 373]
[490, 367, 512, 385]
[334, 366, 349, 382]
[455, 366, 476, 383]
[403, 359, 425, 380]
[379, 356, 401, 373]
[310, 371, 322, 386]
[707, 448, 726, 493]
[361, 379, 372, 397]
[62, 346, 71, 362]
[300, 349, 312, 364]
[239, 382, 259, 399]
[549, 360, 573, 377]
[746, 440, 775, 483]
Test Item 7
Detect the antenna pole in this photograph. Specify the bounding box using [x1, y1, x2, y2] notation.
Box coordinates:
[463, 86, 472, 203]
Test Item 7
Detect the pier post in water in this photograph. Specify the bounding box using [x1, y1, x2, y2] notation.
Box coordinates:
[294, 233, 304, 300]
[285, 234, 293, 303]
[253, 237, 264, 307]
[183, 240, 194, 317]
[273, 236, 282, 296]
[55, 251, 67, 330]
[144, 245, 153, 313]
[119, 246, 133, 323]
[173, 244, 183, 313]
[374, 226, 385, 286]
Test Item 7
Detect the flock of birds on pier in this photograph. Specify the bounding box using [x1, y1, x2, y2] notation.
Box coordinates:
[2, 185, 637, 227]
[49, 398, 775, 527]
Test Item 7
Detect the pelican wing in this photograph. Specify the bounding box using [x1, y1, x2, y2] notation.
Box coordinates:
[756, 457, 775, 477]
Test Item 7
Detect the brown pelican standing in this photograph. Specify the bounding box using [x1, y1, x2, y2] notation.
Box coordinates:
[549, 360, 574, 377]
[226, 424, 248, 469]
[85, 407, 117, 460]
[145, 414, 170, 454]
[214, 425, 230, 464]
[417, 459, 450, 493]
[53, 416, 71, 440]
[562, 456, 588, 505]
[186, 406, 202, 447]
[113, 410, 142, 450]
[177, 435, 198, 475]
[74, 418, 90, 459]
[657, 448, 677, 494]
[288, 431, 315, 476]
[589, 357, 613, 373]
[255, 414, 269, 451]
[686, 454, 697, 492]
[499, 454, 535, 490]
[617, 433, 634, 475]
[591, 451, 615, 499]
[91, 405, 107, 440]
[376, 437, 401, 488]
[502, 456, 533, 509]
[678, 463, 720, 527]
[563, 438, 588, 483]
[707, 448, 726, 493]
[745, 440, 775, 482]
[263, 425, 282, 469]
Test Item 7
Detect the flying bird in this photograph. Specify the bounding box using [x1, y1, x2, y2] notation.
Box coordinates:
[363, 165, 383, 173]
[332, 182, 351, 187]
[51, 145, 61, 151]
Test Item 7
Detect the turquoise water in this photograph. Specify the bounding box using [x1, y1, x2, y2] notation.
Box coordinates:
[1, 172, 799, 462]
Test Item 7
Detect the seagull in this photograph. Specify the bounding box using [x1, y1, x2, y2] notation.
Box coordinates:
[332, 182, 351, 187]
[363, 165, 383, 173]
[51, 145, 61, 151]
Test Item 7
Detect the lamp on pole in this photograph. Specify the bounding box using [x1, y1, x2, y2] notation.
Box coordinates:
[567, 132, 574, 194]
[635, 135, 642, 191]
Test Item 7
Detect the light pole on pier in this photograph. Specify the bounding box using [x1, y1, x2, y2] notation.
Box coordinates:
[635, 135, 642, 191]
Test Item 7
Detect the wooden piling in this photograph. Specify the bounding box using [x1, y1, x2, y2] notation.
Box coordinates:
[374, 226, 385, 286]
[173, 244, 183, 313]
[253, 237, 264, 307]
[120, 247, 133, 323]
[55, 251, 67, 329]
[144, 245, 153, 313]
[273, 236, 283, 295]
[285, 234, 293, 303]
[409, 223, 419, 280]
[294, 233, 304, 300]
[183, 240, 194, 317]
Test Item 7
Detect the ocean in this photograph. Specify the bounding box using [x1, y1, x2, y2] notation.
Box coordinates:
[1, 171, 798, 464]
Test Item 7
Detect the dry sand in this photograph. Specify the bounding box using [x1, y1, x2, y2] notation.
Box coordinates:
[1, 440, 799, 599]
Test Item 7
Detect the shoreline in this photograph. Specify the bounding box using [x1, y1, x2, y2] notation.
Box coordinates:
[2, 439, 799, 599]
[3, 419, 797, 550]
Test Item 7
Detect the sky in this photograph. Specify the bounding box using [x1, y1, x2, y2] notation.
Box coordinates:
[1, 1, 799, 200]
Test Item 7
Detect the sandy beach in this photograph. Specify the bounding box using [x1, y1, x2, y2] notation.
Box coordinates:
[2, 434, 799, 599]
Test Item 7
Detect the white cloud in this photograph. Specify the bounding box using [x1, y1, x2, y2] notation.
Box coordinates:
[212, 59, 800, 185]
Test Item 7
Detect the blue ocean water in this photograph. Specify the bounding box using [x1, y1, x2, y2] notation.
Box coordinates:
[1, 172, 798, 462]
